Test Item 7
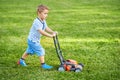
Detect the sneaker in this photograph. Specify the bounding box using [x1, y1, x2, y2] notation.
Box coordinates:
[17, 59, 27, 66]
[42, 64, 53, 69]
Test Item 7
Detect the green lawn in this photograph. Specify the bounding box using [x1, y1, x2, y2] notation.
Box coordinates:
[0, 0, 120, 80]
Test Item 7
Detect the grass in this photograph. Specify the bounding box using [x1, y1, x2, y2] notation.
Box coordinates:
[0, 0, 120, 80]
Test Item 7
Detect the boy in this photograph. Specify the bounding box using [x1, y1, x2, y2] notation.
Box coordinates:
[17, 5, 57, 69]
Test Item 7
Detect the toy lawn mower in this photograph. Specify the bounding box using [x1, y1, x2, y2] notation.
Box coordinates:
[53, 35, 84, 72]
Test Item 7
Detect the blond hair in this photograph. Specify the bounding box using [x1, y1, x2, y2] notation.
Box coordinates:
[37, 5, 49, 13]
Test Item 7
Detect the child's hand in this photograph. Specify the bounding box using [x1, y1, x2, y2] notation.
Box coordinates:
[52, 31, 58, 37]
[53, 31, 58, 35]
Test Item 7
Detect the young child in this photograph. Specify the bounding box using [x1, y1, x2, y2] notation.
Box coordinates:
[17, 5, 57, 69]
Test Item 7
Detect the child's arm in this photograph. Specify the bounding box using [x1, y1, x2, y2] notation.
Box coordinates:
[45, 27, 54, 34]
[38, 29, 55, 38]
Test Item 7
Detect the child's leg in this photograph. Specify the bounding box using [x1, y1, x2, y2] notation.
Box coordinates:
[17, 52, 28, 66]
[28, 40, 53, 69]
[39, 56, 45, 63]
[21, 52, 29, 59]
[39, 55, 53, 69]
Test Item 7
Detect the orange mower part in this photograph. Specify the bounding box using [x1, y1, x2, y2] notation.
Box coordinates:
[64, 59, 78, 71]
[67, 59, 78, 64]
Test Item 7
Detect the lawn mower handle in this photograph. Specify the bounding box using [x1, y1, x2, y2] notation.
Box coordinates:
[53, 35, 65, 65]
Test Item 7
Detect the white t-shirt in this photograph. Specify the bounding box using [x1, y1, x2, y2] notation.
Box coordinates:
[28, 18, 47, 43]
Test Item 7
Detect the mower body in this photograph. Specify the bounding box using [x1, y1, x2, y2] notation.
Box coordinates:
[58, 59, 84, 72]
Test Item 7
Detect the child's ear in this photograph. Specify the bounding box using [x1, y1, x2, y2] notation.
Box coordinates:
[38, 11, 41, 14]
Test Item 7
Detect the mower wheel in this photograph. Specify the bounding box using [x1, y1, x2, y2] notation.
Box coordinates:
[58, 66, 65, 72]
[75, 68, 81, 72]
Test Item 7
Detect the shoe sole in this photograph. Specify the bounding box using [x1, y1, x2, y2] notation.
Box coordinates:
[17, 60, 20, 65]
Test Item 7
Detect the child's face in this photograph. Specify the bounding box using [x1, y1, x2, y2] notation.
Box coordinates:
[38, 9, 49, 20]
